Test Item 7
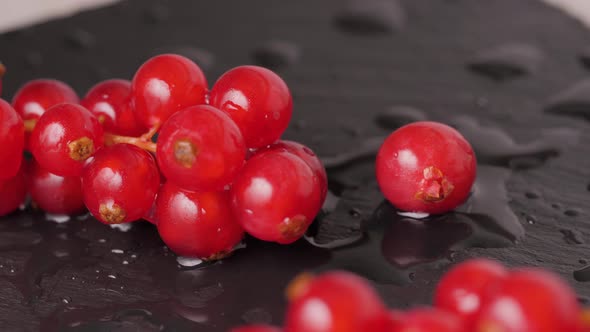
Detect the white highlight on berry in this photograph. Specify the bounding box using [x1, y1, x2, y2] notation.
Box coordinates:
[300, 298, 331, 331]
[397, 149, 417, 170]
[146, 78, 171, 102]
[245, 177, 273, 203]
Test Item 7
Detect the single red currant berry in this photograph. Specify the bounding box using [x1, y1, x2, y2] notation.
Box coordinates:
[435, 259, 508, 326]
[0, 164, 27, 217]
[30, 103, 104, 177]
[262, 140, 328, 204]
[359, 310, 403, 332]
[81, 144, 160, 224]
[397, 308, 467, 332]
[230, 150, 322, 244]
[229, 325, 282, 332]
[210, 65, 293, 148]
[284, 271, 386, 332]
[156, 105, 246, 191]
[131, 54, 208, 129]
[376, 121, 476, 214]
[81, 79, 146, 136]
[474, 268, 583, 332]
[12, 78, 79, 121]
[156, 182, 244, 260]
[0, 99, 24, 180]
[27, 160, 85, 215]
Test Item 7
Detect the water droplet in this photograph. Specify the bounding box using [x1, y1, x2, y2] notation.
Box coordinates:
[62, 296, 72, 304]
[253, 40, 301, 70]
[560, 229, 585, 245]
[397, 211, 429, 219]
[524, 215, 536, 224]
[46, 213, 70, 224]
[108, 274, 117, 279]
[574, 265, 590, 282]
[374, 106, 427, 130]
[545, 79, 590, 121]
[110, 223, 133, 232]
[176, 256, 203, 267]
[111, 249, 124, 254]
[144, 3, 170, 24]
[64, 29, 95, 50]
[467, 43, 543, 81]
[334, 0, 405, 35]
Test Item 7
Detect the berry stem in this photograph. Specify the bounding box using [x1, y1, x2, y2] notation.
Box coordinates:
[24, 119, 37, 132]
[0, 63, 5, 77]
[140, 124, 160, 142]
[104, 133, 157, 153]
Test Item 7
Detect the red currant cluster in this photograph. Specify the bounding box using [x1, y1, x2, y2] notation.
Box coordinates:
[0, 54, 327, 259]
[231, 259, 590, 332]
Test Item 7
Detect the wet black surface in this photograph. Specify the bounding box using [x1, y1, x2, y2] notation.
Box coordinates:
[1, 0, 590, 331]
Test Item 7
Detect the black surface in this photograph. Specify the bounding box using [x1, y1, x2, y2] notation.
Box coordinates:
[1, 0, 590, 331]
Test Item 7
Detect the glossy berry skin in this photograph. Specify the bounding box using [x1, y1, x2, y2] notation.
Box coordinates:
[210, 65, 293, 148]
[474, 268, 583, 332]
[81, 79, 146, 136]
[81, 144, 160, 224]
[131, 54, 208, 128]
[230, 150, 322, 244]
[27, 160, 85, 215]
[0, 165, 27, 217]
[284, 271, 386, 332]
[230, 325, 281, 332]
[0, 99, 24, 180]
[30, 103, 104, 177]
[262, 140, 328, 204]
[156, 105, 246, 191]
[359, 310, 403, 332]
[12, 79, 79, 122]
[435, 259, 508, 326]
[156, 182, 244, 260]
[376, 121, 476, 214]
[397, 308, 467, 332]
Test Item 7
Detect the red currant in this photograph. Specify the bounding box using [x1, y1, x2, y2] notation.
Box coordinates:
[27, 160, 85, 215]
[284, 271, 386, 332]
[261, 140, 328, 204]
[397, 308, 467, 332]
[435, 259, 507, 326]
[156, 105, 246, 191]
[12, 79, 79, 121]
[0, 164, 27, 217]
[156, 182, 244, 260]
[359, 310, 403, 331]
[0, 99, 24, 180]
[81, 144, 160, 224]
[229, 325, 281, 332]
[30, 103, 104, 177]
[230, 150, 322, 244]
[376, 121, 476, 214]
[131, 54, 208, 129]
[210, 65, 293, 148]
[474, 268, 583, 332]
[81, 79, 146, 136]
